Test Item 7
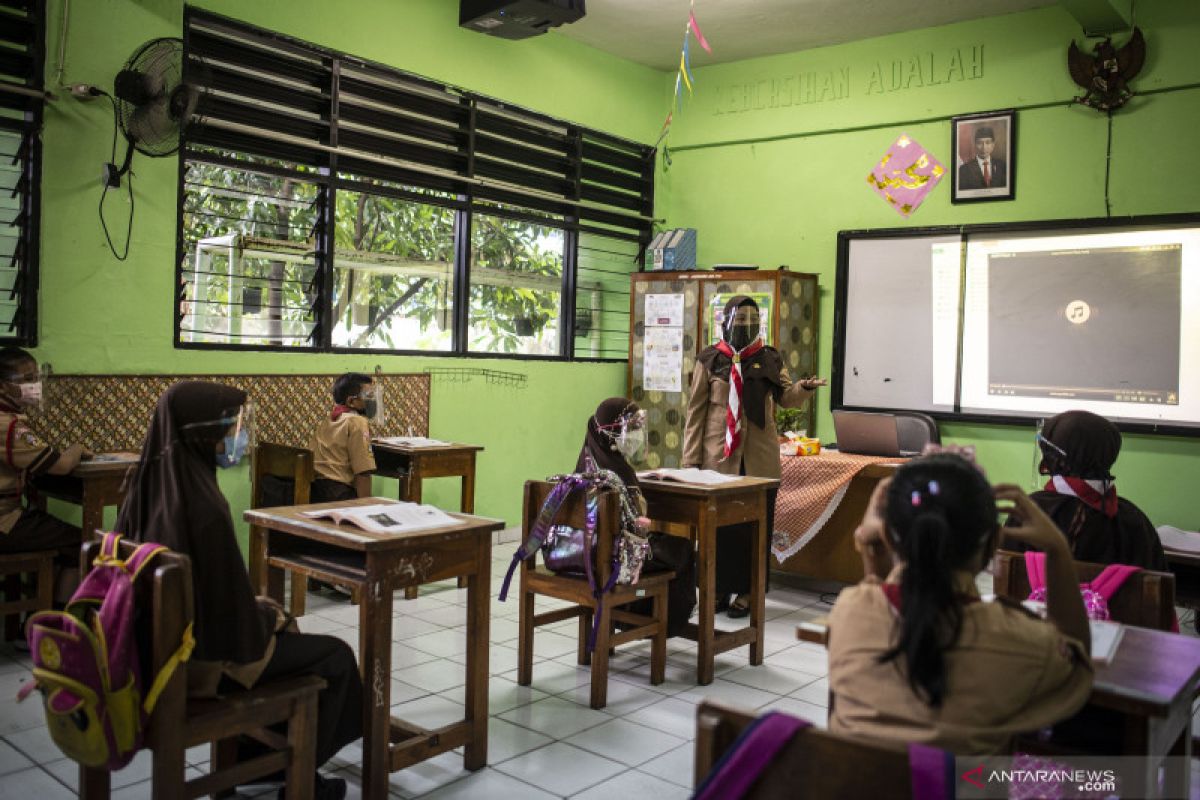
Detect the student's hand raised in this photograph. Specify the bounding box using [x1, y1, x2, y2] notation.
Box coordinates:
[993, 484, 1069, 554]
[854, 477, 894, 578]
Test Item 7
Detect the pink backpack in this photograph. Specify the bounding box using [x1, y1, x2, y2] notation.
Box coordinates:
[17, 533, 195, 770]
[1023, 551, 1139, 621]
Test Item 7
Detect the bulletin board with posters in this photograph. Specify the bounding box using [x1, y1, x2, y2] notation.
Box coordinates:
[628, 269, 820, 470]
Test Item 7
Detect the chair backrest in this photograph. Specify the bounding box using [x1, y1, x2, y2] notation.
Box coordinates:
[251, 442, 314, 507]
[993, 549, 1176, 631]
[522, 480, 622, 585]
[894, 411, 940, 450]
[79, 538, 194, 744]
[694, 700, 914, 799]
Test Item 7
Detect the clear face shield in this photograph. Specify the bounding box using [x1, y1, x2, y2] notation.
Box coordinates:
[723, 305, 762, 352]
[597, 407, 647, 464]
[355, 381, 383, 424]
[1032, 418, 1068, 482]
[182, 402, 256, 469]
[2, 361, 47, 410]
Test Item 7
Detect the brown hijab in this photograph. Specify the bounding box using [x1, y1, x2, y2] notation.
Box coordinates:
[1038, 410, 1121, 480]
[116, 381, 273, 664]
[695, 295, 785, 429]
[576, 397, 640, 489]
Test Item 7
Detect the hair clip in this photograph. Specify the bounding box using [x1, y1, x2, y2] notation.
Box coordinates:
[910, 490, 922, 507]
[927, 480, 940, 496]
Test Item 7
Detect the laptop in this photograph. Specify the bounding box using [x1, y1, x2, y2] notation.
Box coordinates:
[831, 410, 920, 457]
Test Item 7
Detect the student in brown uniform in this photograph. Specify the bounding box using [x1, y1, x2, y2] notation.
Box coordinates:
[682, 296, 825, 617]
[828, 454, 1093, 755]
[117, 382, 361, 800]
[309, 373, 377, 503]
[1002, 409, 1168, 571]
[0, 348, 89, 599]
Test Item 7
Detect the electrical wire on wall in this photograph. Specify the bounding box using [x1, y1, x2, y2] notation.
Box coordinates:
[1103, 112, 1113, 218]
[99, 90, 134, 261]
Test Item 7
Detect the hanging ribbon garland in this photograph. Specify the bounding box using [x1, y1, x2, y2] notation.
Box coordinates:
[657, 0, 713, 163]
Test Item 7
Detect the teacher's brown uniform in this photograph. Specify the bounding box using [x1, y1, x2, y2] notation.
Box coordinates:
[681, 360, 812, 477]
[682, 356, 812, 597]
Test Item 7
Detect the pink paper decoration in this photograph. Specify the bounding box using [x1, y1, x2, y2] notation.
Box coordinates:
[866, 134, 946, 217]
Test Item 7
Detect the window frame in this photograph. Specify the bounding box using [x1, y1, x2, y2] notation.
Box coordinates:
[175, 8, 651, 363]
[0, 0, 46, 347]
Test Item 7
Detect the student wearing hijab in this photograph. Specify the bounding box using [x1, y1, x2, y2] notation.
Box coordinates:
[1002, 409, 1168, 571]
[829, 455, 1092, 754]
[576, 397, 646, 511]
[116, 382, 361, 800]
[683, 296, 825, 617]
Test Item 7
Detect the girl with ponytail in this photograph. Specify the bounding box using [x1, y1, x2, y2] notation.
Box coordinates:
[827, 454, 1093, 754]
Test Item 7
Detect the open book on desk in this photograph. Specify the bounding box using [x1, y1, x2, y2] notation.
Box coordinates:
[636, 468, 741, 486]
[301, 502, 459, 535]
[374, 436, 450, 448]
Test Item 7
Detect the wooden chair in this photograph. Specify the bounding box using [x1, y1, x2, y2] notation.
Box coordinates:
[250, 442, 319, 618]
[517, 480, 672, 709]
[0, 550, 55, 641]
[78, 538, 325, 800]
[694, 700, 915, 799]
[993, 549, 1176, 631]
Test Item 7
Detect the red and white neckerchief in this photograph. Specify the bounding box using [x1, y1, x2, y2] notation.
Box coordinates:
[330, 404, 356, 421]
[1045, 475, 1118, 518]
[715, 337, 764, 460]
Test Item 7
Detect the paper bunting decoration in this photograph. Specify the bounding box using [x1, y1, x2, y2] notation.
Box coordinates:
[657, 0, 712, 149]
[866, 134, 946, 217]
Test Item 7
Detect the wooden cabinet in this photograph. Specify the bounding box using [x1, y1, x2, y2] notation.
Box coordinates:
[627, 269, 819, 470]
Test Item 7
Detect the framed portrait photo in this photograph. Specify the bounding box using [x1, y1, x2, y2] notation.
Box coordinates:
[951, 110, 1015, 203]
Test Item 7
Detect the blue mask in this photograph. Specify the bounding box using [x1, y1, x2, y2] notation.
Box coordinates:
[216, 428, 249, 469]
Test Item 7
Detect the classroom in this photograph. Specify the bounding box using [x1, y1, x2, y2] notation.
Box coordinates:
[2, 0, 1199, 798]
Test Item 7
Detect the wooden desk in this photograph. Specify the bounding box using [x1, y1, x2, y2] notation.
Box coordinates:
[798, 616, 1200, 798]
[244, 498, 503, 800]
[639, 476, 778, 685]
[1165, 550, 1200, 634]
[35, 455, 138, 537]
[1088, 625, 1200, 797]
[775, 460, 901, 586]
[372, 441, 484, 599]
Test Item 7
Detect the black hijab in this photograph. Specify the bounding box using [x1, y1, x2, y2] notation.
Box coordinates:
[1038, 410, 1121, 480]
[695, 295, 785, 429]
[1007, 410, 1169, 570]
[116, 381, 273, 664]
[576, 397, 640, 489]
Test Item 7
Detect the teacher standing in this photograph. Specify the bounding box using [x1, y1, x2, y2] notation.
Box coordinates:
[682, 295, 826, 617]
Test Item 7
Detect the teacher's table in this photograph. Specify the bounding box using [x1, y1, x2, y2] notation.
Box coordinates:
[773, 453, 904, 586]
[245, 498, 503, 800]
[371, 441, 484, 599]
[34, 454, 139, 537]
[639, 476, 778, 686]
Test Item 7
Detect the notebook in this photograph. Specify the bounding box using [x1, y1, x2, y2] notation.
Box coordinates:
[831, 410, 919, 457]
[637, 468, 741, 486]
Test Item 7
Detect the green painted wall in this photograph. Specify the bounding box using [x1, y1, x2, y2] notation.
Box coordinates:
[658, 0, 1200, 528]
[36, 0, 1200, 544]
[37, 0, 664, 537]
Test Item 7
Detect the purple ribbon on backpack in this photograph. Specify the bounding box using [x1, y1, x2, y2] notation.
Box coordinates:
[500, 474, 622, 652]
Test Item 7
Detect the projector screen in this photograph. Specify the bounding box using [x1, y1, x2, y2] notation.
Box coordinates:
[833, 217, 1200, 434]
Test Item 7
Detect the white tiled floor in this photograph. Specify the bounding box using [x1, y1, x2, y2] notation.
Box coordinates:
[2, 548, 1197, 799]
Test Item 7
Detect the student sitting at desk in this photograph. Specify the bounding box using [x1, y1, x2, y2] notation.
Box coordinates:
[309, 372, 378, 503]
[0, 347, 89, 600]
[828, 454, 1093, 754]
[117, 382, 362, 800]
[1002, 409, 1168, 571]
[577, 397, 647, 512]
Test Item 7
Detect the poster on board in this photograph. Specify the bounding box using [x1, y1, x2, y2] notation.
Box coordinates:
[643, 293, 685, 392]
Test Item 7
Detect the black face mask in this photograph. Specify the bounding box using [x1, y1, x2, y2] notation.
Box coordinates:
[728, 324, 757, 351]
[363, 399, 378, 419]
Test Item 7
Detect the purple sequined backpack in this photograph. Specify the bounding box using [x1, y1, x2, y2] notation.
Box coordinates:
[499, 469, 649, 651]
[17, 533, 195, 770]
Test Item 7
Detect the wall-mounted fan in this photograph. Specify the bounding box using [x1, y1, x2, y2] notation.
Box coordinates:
[98, 37, 207, 260]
